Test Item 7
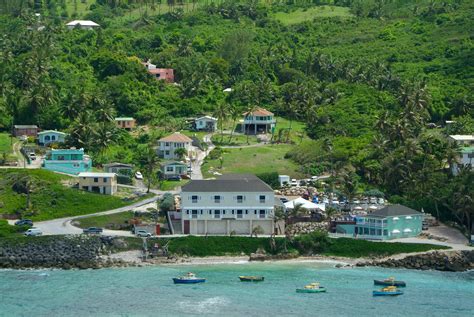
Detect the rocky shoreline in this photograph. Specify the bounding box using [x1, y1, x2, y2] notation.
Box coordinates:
[358, 250, 474, 272]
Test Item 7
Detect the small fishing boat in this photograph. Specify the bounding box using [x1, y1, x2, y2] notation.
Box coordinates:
[296, 282, 327, 293]
[374, 277, 406, 287]
[239, 276, 264, 282]
[172, 272, 206, 284]
[373, 286, 404, 296]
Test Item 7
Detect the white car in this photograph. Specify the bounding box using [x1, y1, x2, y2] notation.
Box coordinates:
[290, 179, 299, 187]
[135, 171, 143, 180]
[378, 198, 385, 204]
[29, 153, 36, 161]
[25, 228, 42, 236]
[332, 200, 340, 205]
[352, 199, 360, 204]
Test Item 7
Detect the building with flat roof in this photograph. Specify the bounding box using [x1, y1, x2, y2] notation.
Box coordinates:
[180, 174, 275, 235]
[78, 172, 117, 195]
[43, 148, 92, 175]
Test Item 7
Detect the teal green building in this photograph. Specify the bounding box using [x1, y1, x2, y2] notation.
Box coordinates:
[355, 204, 423, 240]
[43, 148, 92, 175]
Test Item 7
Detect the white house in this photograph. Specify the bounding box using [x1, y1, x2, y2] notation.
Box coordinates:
[243, 107, 276, 134]
[66, 20, 100, 30]
[194, 116, 217, 132]
[448, 135, 474, 175]
[157, 132, 193, 160]
[77, 172, 117, 195]
[37, 130, 67, 146]
[160, 161, 188, 179]
[180, 174, 275, 235]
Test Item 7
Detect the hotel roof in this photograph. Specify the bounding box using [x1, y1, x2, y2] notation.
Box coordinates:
[182, 174, 273, 192]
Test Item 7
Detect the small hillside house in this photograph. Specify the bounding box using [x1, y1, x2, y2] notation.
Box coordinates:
[66, 20, 100, 30]
[13, 125, 38, 137]
[243, 107, 276, 134]
[78, 172, 117, 195]
[37, 130, 66, 146]
[143, 61, 174, 83]
[194, 116, 217, 131]
[103, 163, 133, 176]
[160, 161, 188, 179]
[448, 135, 474, 175]
[180, 174, 275, 236]
[157, 132, 192, 160]
[115, 117, 136, 130]
[354, 204, 423, 240]
[43, 148, 92, 175]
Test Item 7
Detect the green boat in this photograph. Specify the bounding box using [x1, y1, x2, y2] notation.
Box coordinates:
[296, 282, 326, 293]
[239, 276, 264, 282]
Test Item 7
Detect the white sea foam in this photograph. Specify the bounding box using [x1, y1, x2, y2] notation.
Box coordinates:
[177, 296, 231, 314]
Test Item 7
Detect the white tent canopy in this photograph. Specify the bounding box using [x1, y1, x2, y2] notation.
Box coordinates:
[284, 197, 326, 212]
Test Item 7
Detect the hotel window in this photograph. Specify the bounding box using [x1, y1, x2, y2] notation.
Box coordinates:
[191, 195, 198, 203]
[214, 195, 221, 203]
[259, 195, 266, 203]
[214, 210, 221, 219]
[237, 210, 243, 218]
[236, 195, 244, 203]
[94, 178, 98, 183]
[259, 210, 266, 219]
[103, 178, 107, 182]
[383, 230, 388, 236]
[191, 210, 198, 219]
[245, 210, 249, 215]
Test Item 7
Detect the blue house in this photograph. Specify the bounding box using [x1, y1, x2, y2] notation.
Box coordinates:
[43, 148, 92, 175]
[38, 130, 67, 146]
[354, 204, 423, 240]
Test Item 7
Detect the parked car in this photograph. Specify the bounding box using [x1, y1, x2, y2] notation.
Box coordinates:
[290, 179, 298, 187]
[15, 219, 33, 227]
[24, 228, 42, 236]
[136, 230, 152, 238]
[369, 197, 377, 204]
[168, 175, 181, 181]
[83, 227, 103, 234]
[29, 153, 36, 161]
[279, 197, 289, 203]
[135, 171, 143, 180]
[377, 198, 385, 204]
[422, 222, 429, 230]
[331, 200, 340, 205]
[352, 199, 360, 204]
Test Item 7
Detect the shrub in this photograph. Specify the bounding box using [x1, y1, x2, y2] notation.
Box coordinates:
[292, 230, 331, 255]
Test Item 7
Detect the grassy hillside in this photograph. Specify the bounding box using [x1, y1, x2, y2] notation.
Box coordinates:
[0, 169, 144, 221]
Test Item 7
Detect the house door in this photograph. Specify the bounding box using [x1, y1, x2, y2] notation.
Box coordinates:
[183, 220, 190, 234]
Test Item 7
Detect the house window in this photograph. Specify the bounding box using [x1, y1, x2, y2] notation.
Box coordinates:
[94, 178, 98, 183]
[237, 210, 243, 219]
[214, 195, 221, 203]
[383, 230, 388, 236]
[214, 210, 221, 219]
[165, 151, 170, 155]
[165, 142, 170, 146]
[191, 210, 198, 219]
[166, 166, 174, 172]
[259, 210, 266, 219]
[191, 195, 198, 203]
[236, 195, 244, 203]
[259, 195, 266, 203]
[51, 135, 56, 141]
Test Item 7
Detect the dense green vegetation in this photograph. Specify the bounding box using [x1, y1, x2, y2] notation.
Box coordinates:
[0, 219, 27, 238]
[0, 0, 472, 232]
[117, 234, 448, 257]
[0, 169, 143, 221]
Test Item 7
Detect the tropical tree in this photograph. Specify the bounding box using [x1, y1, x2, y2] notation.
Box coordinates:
[244, 104, 258, 144]
[213, 102, 229, 143]
[137, 143, 160, 193]
[174, 147, 187, 160]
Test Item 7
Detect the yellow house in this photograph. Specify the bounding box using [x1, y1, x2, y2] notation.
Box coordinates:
[77, 172, 118, 195]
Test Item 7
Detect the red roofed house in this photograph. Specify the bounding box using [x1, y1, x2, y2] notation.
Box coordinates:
[243, 107, 276, 135]
[157, 132, 193, 159]
[143, 61, 174, 83]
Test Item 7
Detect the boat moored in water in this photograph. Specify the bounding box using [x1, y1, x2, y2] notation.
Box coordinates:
[172, 272, 206, 284]
[374, 277, 406, 287]
[239, 276, 264, 282]
[296, 282, 327, 293]
[373, 286, 404, 296]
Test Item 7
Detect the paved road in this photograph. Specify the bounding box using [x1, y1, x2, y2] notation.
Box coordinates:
[190, 133, 215, 180]
[9, 196, 161, 236]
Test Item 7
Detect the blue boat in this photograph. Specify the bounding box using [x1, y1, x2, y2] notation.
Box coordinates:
[374, 277, 406, 287]
[172, 272, 206, 284]
[373, 286, 403, 296]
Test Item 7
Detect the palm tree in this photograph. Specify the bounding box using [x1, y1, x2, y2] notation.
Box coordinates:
[244, 104, 258, 144]
[213, 102, 229, 143]
[137, 143, 160, 193]
[227, 104, 240, 143]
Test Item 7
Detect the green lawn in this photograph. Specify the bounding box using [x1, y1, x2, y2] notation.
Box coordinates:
[0, 169, 146, 221]
[211, 133, 260, 146]
[75, 211, 135, 230]
[202, 144, 304, 178]
[273, 6, 353, 25]
[159, 179, 189, 191]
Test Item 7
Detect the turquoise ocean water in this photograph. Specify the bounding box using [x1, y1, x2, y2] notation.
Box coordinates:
[1, 261, 473, 317]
